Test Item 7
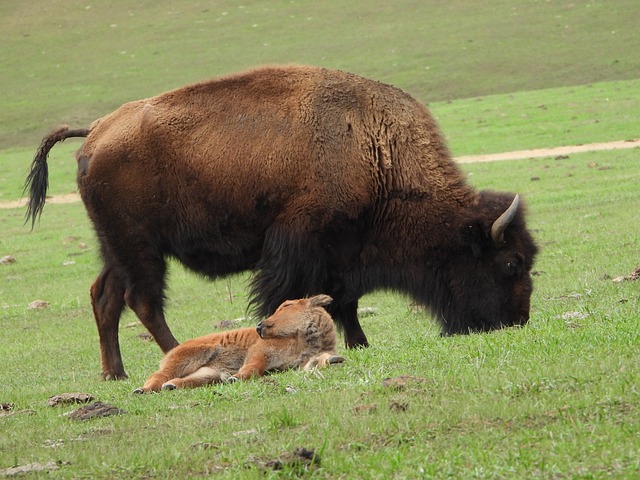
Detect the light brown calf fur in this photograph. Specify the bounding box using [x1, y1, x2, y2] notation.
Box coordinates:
[134, 295, 343, 393]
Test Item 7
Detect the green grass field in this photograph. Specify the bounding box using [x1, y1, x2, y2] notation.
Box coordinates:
[1, 0, 639, 478]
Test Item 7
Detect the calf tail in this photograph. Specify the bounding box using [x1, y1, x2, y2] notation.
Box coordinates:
[24, 126, 90, 228]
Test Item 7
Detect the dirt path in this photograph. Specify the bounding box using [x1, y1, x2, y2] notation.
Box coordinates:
[2, 139, 638, 210]
[455, 139, 640, 163]
[1, 192, 80, 210]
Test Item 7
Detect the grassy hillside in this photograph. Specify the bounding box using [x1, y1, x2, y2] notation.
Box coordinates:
[1, 0, 639, 149]
[1, 2, 639, 478]
[1, 150, 638, 478]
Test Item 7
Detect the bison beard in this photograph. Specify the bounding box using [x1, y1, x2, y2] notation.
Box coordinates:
[25, 65, 538, 380]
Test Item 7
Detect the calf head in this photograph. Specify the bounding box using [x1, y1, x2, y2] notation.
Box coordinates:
[256, 294, 333, 339]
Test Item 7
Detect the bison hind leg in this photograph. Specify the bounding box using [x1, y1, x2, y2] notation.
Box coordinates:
[90, 264, 128, 380]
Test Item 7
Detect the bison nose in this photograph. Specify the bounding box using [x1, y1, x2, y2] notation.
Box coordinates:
[256, 321, 263, 337]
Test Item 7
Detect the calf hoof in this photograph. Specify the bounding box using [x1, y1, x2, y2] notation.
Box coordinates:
[329, 355, 345, 365]
[226, 376, 239, 383]
[132, 387, 145, 394]
[162, 383, 177, 391]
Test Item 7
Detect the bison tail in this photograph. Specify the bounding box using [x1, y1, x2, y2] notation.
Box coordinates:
[23, 126, 90, 228]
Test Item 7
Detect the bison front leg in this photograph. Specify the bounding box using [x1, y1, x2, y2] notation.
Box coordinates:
[90, 265, 127, 380]
[331, 300, 369, 349]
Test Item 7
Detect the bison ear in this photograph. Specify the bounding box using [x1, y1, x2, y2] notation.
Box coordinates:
[308, 295, 333, 307]
[461, 221, 491, 258]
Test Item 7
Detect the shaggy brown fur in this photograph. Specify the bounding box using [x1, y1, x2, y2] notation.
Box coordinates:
[134, 295, 343, 393]
[26, 65, 538, 380]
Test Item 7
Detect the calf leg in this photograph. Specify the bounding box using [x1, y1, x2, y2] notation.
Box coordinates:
[162, 366, 230, 390]
[234, 353, 268, 380]
[134, 370, 170, 393]
[134, 343, 222, 393]
[303, 352, 345, 370]
[90, 265, 127, 380]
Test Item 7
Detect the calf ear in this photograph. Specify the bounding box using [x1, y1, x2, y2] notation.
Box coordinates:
[308, 294, 332, 307]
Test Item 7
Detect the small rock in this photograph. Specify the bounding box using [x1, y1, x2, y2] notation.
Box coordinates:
[190, 442, 219, 450]
[612, 267, 640, 283]
[0, 255, 16, 265]
[560, 311, 589, 321]
[564, 321, 583, 329]
[28, 300, 50, 309]
[264, 447, 320, 471]
[48, 393, 94, 407]
[357, 307, 377, 317]
[389, 400, 409, 412]
[233, 428, 258, 437]
[213, 318, 243, 330]
[0, 461, 62, 477]
[353, 403, 377, 414]
[43, 439, 65, 448]
[137, 332, 154, 342]
[382, 375, 429, 390]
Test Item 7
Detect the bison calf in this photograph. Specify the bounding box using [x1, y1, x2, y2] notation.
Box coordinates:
[134, 295, 343, 393]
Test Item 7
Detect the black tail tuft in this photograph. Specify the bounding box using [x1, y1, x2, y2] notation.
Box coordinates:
[23, 126, 89, 228]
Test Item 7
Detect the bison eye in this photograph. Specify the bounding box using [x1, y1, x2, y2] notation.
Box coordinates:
[505, 259, 523, 277]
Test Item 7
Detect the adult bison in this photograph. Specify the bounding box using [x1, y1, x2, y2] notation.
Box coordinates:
[25, 65, 538, 380]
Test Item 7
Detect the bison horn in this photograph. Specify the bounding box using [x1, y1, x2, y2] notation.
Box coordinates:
[491, 194, 520, 244]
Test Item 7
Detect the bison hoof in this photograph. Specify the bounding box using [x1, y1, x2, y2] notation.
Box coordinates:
[102, 371, 129, 381]
[161, 383, 176, 391]
[132, 387, 146, 394]
[329, 355, 345, 365]
[226, 376, 239, 383]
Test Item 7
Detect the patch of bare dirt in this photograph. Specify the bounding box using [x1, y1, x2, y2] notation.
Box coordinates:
[455, 139, 640, 163]
[612, 266, 640, 283]
[260, 447, 320, 473]
[0, 461, 67, 477]
[0, 192, 80, 210]
[381, 375, 430, 391]
[67, 401, 127, 421]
